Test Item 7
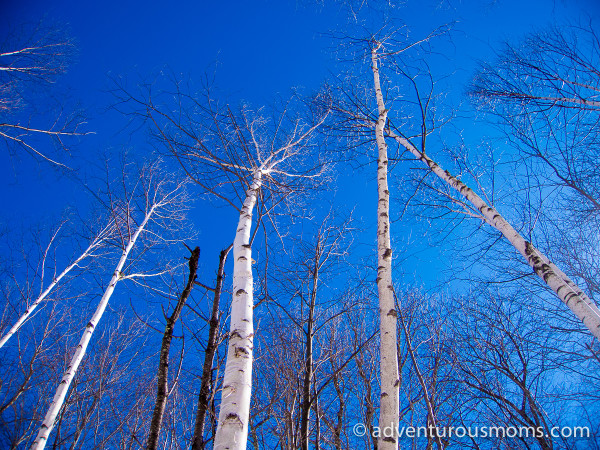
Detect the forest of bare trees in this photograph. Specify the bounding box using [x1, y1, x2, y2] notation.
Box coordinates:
[1, 2, 598, 449]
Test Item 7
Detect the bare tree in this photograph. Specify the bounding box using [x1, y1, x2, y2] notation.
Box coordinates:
[48, 311, 156, 450]
[0, 301, 72, 448]
[0, 219, 114, 349]
[368, 40, 402, 450]
[31, 160, 190, 449]
[146, 245, 200, 450]
[353, 28, 600, 340]
[329, 20, 600, 449]
[449, 292, 562, 449]
[117, 80, 331, 449]
[469, 23, 600, 340]
[251, 209, 355, 449]
[470, 23, 600, 113]
[191, 244, 232, 450]
[325, 25, 452, 449]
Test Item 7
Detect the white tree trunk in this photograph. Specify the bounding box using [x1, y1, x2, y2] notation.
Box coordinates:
[387, 129, 600, 340]
[371, 48, 400, 450]
[31, 207, 155, 450]
[0, 224, 112, 350]
[214, 172, 262, 450]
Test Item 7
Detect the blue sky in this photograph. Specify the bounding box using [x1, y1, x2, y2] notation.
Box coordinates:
[2, 3, 600, 448]
[1, 0, 598, 280]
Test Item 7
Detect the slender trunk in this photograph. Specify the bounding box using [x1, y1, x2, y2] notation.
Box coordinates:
[146, 246, 200, 450]
[251, 423, 260, 450]
[209, 368, 219, 443]
[31, 207, 155, 450]
[300, 245, 320, 450]
[191, 244, 232, 450]
[69, 394, 101, 450]
[397, 307, 443, 450]
[313, 382, 321, 450]
[214, 172, 262, 450]
[0, 224, 112, 349]
[357, 357, 377, 450]
[386, 128, 600, 340]
[332, 372, 345, 449]
[371, 46, 400, 450]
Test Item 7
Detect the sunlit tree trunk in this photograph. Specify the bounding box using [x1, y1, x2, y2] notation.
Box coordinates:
[146, 246, 200, 450]
[0, 222, 113, 349]
[135, 86, 328, 450]
[192, 244, 232, 450]
[386, 128, 600, 340]
[371, 46, 400, 450]
[31, 205, 156, 450]
[214, 172, 262, 450]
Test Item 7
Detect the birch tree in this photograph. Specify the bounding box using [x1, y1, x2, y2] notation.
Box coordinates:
[384, 85, 600, 340]
[46, 312, 154, 449]
[469, 24, 600, 337]
[120, 83, 331, 449]
[0, 220, 114, 349]
[343, 29, 600, 341]
[370, 40, 400, 450]
[211, 108, 327, 450]
[31, 160, 190, 449]
[326, 27, 449, 448]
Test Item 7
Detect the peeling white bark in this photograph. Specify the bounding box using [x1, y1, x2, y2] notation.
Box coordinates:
[31, 207, 155, 450]
[214, 172, 262, 450]
[387, 129, 600, 340]
[371, 47, 400, 450]
[0, 224, 112, 350]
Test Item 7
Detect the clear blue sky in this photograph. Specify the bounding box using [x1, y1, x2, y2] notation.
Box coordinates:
[1, 0, 598, 278]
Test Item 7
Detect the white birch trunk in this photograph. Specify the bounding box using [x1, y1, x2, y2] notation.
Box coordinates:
[214, 172, 262, 450]
[387, 129, 600, 340]
[31, 207, 155, 450]
[371, 48, 400, 450]
[0, 225, 112, 350]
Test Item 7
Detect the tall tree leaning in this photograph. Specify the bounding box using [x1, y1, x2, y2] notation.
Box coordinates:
[346, 27, 600, 343]
[386, 126, 600, 339]
[368, 27, 600, 340]
[31, 161, 190, 449]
